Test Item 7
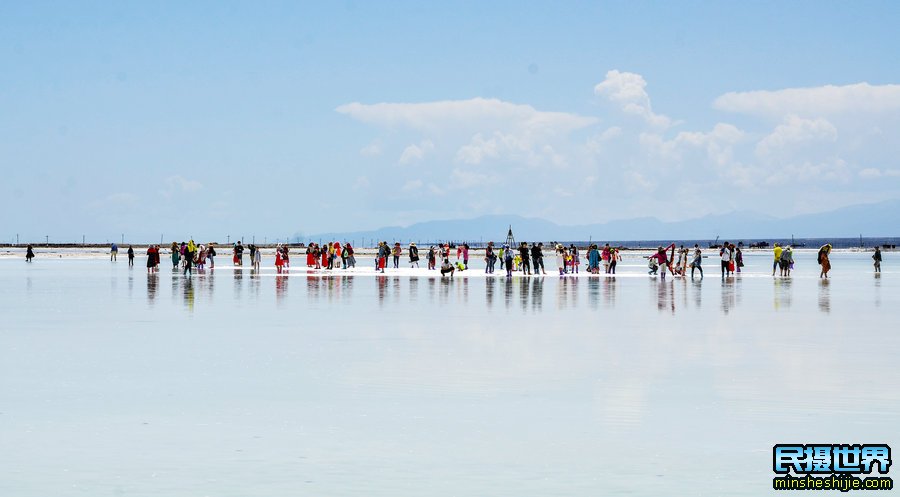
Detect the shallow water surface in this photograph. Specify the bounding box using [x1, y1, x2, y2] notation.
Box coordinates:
[1, 252, 898, 496]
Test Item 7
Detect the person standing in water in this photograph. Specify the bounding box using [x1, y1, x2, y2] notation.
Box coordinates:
[504, 244, 515, 277]
[610, 246, 621, 274]
[519, 242, 531, 275]
[170, 242, 180, 269]
[183, 243, 195, 276]
[690, 244, 703, 279]
[110, 242, 118, 261]
[127, 245, 134, 266]
[26, 244, 35, 262]
[392, 242, 401, 269]
[530, 242, 543, 275]
[780, 245, 794, 277]
[772, 243, 782, 276]
[720, 242, 733, 278]
[485, 241, 496, 274]
[207, 244, 216, 268]
[427, 245, 436, 270]
[587, 244, 600, 274]
[409, 242, 419, 268]
[235, 241, 245, 266]
[147, 245, 156, 273]
[873, 246, 882, 273]
[818, 244, 832, 278]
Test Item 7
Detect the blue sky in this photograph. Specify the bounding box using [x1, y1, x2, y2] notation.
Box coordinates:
[2, 1, 900, 243]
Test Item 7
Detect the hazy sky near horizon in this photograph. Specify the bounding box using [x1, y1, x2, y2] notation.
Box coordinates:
[2, 1, 900, 242]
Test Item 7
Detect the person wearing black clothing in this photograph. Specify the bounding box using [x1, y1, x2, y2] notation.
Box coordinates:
[531, 242, 546, 275]
[235, 242, 244, 266]
[127, 246, 135, 266]
[518, 242, 531, 275]
[873, 246, 882, 273]
[409, 243, 419, 268]
[26, 244, 35, 262]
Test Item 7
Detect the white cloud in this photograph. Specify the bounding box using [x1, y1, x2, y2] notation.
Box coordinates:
[399, 140, 434, 164]
[336, 72, 900, 224]
[360, 140, 382, 157]
[336, 97, 597, 133]
[159, 175, 203, 198]
[352, 176, 370, 190]
[859, 168, 900, 179]
[450, 168, 497, 189]
[401, 179, 424, 191]
[756, 115, 837, 158]
[714, 82, 900, 118]
[594, 70, 672, 128]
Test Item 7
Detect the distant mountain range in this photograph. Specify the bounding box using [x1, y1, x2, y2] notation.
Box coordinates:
[308, 199, 900, 243]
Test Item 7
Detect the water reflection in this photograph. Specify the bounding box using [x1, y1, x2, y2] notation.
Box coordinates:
[603, 277, 616, 309]
[408, 276, 419, 303]
[557, 276, 578, 310]
[818, 278, 831, 313]
[233, 267, 243, 300]
[874, 273, 882, 308]
[485, 277, 496, 308]
[587, 278, 600, 310]
[275, 274, 288, 304]
[654, 278, 674, 314]
[530, 277, 544, 312]
[147, 273, 158, 305]
[773, 278, 793, 311]
[690, 279, 702, 310]
[720, 277, 741, 315]
[182, 276, 195, 311]
[249, 268, 261, 301]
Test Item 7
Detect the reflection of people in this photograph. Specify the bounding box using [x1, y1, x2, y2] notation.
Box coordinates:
[818, 244, 832, 278]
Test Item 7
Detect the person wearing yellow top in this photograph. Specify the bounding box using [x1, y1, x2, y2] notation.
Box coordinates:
[772, 243, 783, 276]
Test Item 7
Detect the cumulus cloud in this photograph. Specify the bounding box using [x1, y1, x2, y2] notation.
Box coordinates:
[399, 140, 434, 164]
[159, 175, 203, 198]
[594, 70, 672, 127]
[755, 115, 838, 158]
[360, 140, 383, 157]
[337, 72, 900, 223]
[714, 82, 900, 117]
[401, 179, 424, 192]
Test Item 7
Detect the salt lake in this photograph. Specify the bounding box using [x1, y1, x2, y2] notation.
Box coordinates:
[1, 250, 898, 496]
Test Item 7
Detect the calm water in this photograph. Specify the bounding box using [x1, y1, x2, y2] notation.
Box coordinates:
[1, 252, 898, 496]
